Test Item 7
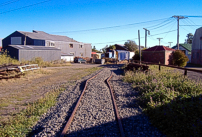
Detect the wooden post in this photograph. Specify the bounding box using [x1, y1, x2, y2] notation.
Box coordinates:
[138, 30, 141, 64]
[159, 64, 161, 71]
[184, 69, 187, 77]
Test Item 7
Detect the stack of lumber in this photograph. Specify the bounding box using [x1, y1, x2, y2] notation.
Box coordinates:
[0, 64, 22, 79]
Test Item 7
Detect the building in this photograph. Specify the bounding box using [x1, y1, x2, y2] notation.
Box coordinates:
[2, 30, 91, 58]
[6, 45, 61, 62]
[172, 43, 192, 63]
[191, 27, 202, 65]
[142, 46, 175, 65]
[105, 44, 134, 60]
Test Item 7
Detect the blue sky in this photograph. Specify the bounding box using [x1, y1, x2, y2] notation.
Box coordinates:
[0, 0, 202, 50]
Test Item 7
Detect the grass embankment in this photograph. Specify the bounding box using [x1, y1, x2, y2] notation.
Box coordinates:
[0, 67, 102, 137]
[123, 65, 202, 136]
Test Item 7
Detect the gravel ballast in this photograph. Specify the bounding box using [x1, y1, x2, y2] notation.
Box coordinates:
[30, 65, 165, 137]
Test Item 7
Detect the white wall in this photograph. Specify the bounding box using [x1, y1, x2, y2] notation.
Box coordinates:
[61, 56, 74, 62]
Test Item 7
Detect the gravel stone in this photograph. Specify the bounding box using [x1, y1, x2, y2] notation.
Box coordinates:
[30, 65, 165, 137]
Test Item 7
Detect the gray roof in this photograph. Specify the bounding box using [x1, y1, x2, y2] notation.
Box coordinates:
[9, 45, 61, 50]
[17, 30, 78, 42]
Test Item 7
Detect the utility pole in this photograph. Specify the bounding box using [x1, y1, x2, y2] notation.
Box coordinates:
[157, 38, 163, 46]
[138, 30, 141, 64]
[143, 28, 150, 48]
[168, 42, 173, 48]
[172, 15, 187, 50]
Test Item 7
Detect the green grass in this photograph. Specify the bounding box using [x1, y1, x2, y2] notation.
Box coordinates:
[0, 88, 61, 137]
[0, 67, 102, 137]
[123, 65, 202, 137]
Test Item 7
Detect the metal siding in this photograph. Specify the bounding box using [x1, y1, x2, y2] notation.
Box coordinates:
[18, 49, 60, 62]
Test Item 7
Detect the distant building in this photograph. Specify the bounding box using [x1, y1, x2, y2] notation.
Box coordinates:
[191, 27, 202, 65]
[6, 45, 61, 61]
[172, 43, 192, 63]
[2, 30, 92, 58]
[142, 46, 175, 65]
[0, 38, 2, 47]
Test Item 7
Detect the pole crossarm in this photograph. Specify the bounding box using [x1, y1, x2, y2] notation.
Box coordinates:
[172, 15, 187, 50]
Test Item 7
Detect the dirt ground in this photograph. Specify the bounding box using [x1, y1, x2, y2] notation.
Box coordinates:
[0, 64, 103, 120]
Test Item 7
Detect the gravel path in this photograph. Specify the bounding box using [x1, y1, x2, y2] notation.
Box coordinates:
[67, 68, 119, 137]
[30, 65, 165, 137]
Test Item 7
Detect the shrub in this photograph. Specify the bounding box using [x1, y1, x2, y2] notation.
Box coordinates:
[123, 66, 202, 136]
[172, 50, 189, 67]
[0, 51, 20, 65]
[132, 50, 142, 60]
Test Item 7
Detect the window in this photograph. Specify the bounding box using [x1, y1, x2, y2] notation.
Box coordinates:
[70, 52, 74, 55]
[79, 45, 83, 48]
[69, 44, 73, 48]
[11, 37, 21, 45]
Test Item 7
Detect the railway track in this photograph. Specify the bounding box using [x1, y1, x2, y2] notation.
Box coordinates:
[61, 68, 125, 137]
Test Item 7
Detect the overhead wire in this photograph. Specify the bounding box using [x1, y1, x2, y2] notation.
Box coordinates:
[0, 0, 19, 7]
[147, 18, 175, 30]
[0, 0, 51, 14]
[50, 17, 172, 34]
[93, 29, 177, 45]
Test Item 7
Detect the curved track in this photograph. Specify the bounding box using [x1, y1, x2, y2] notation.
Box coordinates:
[61, 68, 124, 137]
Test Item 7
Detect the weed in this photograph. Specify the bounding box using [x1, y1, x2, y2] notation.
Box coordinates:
[123, 65, 202, 136]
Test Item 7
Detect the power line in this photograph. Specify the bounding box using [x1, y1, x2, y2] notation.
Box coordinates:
[0, 0, 51, 14]
[0, 0, 19, 6]
[93, 29, 177, 45]
[149, 19, 175, 30]
[50, 17, 171, 34]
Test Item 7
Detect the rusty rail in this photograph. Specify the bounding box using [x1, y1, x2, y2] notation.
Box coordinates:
[106, 72, 125, 137]
[60, 70, 103, 137]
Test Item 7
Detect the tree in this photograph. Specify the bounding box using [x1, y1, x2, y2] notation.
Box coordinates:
[172, 50, 189, 67]
[92, 46, 100, 52]
[101, 45, 108, 53]
[185, 33, 193, 44]
[124, 40, 138, 51]
[108, 45, 116, 50]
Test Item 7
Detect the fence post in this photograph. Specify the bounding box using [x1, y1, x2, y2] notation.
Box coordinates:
[184, 69, 187, 77]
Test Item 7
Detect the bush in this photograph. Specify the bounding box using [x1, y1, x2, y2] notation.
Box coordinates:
[132, 50, 142, 60]
[172, 50, 189, 67]
[123, 66, 202, 136]
[0, 51, 20, 65]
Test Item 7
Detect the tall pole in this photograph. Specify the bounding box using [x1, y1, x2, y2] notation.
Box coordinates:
[172, 15, 187, 50]
[143, 28, 150, 48]
[138, 30, 141, 63]
[168, 42, 173, 48]
[157, 38, 163, 46]
[177, 17, 179, 49]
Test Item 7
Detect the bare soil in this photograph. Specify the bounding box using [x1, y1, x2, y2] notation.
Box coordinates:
[0, 64, 102, 120]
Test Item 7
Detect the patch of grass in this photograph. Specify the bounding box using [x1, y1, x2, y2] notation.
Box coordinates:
[0, 88, 61, 137]
[123, 65, 202, 136]
[69, 67, 102, 80]
[0, 102, 10, 108]
[0, 66, 102, 136]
